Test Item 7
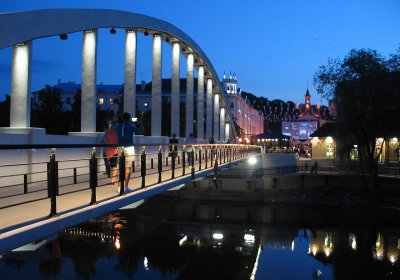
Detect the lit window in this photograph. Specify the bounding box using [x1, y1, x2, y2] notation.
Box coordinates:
[326, 143, 334, 158]
[99, 98, 104, 105]
[110, 98, 114, 105]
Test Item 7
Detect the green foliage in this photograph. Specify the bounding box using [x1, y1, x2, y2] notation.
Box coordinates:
[314, 48, 400, 186]
[0, 95, 10, 127]
[31, 85, 71, 134]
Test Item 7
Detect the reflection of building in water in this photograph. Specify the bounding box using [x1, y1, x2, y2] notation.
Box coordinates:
[308, 230, 400, 266]
[309, 231, 334, 257]
[373, 232, 400, 264]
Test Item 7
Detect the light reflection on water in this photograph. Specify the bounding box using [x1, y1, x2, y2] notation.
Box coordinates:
[1, 196, 400, 280]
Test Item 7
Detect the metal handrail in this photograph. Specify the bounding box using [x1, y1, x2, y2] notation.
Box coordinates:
[0, 144, 261, 217]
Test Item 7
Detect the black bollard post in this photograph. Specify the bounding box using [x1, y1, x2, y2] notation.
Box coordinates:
[48, 148, 57, 217]
[171, 153, 176, 179]
[89, 148, 98, 204]
[141, 149, 146, 188]
[73, 168, 77, 184]
[118, 149, 125, 195]
[182, 149, 186, 176]
[198, 148, 202, 171]
[158, 147, 162, 183]
[23, 174, 28, 194]
[205, 148, 208, 169]
[191, 150, 195, 179]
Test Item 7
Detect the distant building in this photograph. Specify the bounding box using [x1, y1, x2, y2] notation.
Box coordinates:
[32, 78, 196, 113]
[282, 88, 332, 141]
[221, 72, 264, 139]
[34, 74, 265, 141]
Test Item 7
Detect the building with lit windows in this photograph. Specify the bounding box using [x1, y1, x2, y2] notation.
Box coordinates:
[221, 72, 264, 141]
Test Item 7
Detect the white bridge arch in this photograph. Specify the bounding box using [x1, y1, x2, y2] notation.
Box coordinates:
[0, 9, 236, 142]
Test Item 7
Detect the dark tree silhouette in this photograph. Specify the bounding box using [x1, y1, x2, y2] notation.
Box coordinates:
[314, 48, 400, 188]
[0, 95, 10, 127]
[31, 85, 71, 135]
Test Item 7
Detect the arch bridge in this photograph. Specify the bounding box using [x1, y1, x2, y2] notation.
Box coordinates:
[0, 9, 236, 142]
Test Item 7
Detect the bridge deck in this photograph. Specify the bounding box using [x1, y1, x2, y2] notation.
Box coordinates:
[0, 160, 225, 253]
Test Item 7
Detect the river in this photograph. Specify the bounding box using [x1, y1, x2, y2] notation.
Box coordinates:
[1, 195, 400, 279]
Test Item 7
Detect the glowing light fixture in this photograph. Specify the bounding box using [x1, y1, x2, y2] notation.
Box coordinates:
[244, 234, 255, 243]
[248, 157, 257, 165]
[213, 233, 223, 240]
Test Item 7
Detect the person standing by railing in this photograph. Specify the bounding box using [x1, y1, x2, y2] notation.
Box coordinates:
[169, 133, 179, 158]
[117, 112, 140, 192]
[105, 120, 119, 189]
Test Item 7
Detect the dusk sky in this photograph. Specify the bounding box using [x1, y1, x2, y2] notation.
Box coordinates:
[1, 0, 399, 105]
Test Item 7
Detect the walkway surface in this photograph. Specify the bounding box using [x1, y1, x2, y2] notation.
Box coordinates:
[0, 159, 226, 253]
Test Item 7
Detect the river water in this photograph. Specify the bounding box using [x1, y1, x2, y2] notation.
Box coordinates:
[1, 195, 400, 280]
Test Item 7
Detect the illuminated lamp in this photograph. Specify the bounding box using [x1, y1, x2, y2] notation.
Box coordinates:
[248, 157, 257, 164]
[213, 233, 223, 240]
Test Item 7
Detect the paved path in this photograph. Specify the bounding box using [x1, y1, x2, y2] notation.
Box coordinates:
[0, 156, 236, 253]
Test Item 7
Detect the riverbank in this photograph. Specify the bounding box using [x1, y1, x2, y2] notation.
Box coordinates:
[162, 176, 400, 208]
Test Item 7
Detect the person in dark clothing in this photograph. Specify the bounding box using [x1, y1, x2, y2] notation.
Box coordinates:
[169, 133, 179, 158]
[116, 112, 140, 192]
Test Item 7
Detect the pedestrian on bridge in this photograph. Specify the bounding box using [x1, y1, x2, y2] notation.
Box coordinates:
[105, 120, 119, 188]
[117, 112, 140, 193]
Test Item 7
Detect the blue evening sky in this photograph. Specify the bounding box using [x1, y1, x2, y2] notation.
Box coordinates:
[1, 0, 399, 105]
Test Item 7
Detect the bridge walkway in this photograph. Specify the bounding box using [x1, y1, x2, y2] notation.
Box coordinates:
[0, 158, 237, 253]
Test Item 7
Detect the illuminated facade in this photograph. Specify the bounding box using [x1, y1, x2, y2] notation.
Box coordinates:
[222, 72, 264, 139]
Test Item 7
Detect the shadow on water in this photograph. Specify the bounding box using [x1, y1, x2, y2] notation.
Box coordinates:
[1, 196, 400, 280]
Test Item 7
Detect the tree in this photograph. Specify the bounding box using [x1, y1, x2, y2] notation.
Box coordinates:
[70, 89, 81, 132]
[0, 95, 10, 127]
[31, 85, 71, 135]
[313, 48, 400, 188]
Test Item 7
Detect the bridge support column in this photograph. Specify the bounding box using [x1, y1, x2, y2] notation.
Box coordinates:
[171, 42, 180, 136]
[206, 78, 213, 139]
[10, 41, 32, 128]
[213, 93, 220, 141]
[220, 107, 226, 142]
[151, 34, 162, 136]
[81, 29, 98, 132]
[197, 66, 205, 140]
[225, 122, 230, 142]
[124, 29, 137, 117]
[186, 53, 194, 137]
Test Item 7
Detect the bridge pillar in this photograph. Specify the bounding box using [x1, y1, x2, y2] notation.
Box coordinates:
[10, 41, 32, 128]
[220, 107, 226, 142]
[197, 65, 205, 140]
[81, 29, 98, 133]
[151, 34, 162, 136]
[225, 122, 230, 142]
[186, 53, 194, 137]
[171, 42, 180, 136]
[124, 29, 137, 117]
[206, 78, 213, 139]
[213, 93, 220, 141]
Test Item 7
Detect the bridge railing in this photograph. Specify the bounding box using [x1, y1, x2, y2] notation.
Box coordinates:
[0, 143, 261, 218]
